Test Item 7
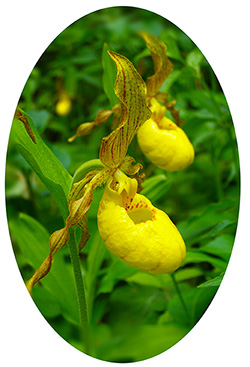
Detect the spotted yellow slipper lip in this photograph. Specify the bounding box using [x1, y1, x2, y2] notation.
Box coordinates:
[97, 171, 186, 274]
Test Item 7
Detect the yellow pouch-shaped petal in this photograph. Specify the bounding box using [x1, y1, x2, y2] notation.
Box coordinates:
[137, 100, 194, 171]
[98, 172, 186, 274]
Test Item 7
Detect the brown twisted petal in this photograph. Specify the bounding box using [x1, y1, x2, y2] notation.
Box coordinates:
[99, 51, 151, 169]
[26, 169, 109, 293]
[139, 32, 173, 98]
[26, 226, 69, 293]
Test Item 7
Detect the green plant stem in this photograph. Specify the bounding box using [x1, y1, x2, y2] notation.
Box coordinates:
[68, 227, 91, 354]
[65, 159, 106, 355]
[170, 272, 189, 319]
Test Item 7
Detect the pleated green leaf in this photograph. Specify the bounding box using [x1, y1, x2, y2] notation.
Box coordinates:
[12, 108, 72, 219]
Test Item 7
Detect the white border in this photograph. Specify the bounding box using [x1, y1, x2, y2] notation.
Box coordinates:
[1, 1, 250, 366]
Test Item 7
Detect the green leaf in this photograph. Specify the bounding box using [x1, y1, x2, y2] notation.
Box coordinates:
[12, 109, 72, 219]
[178, 200, 239, 246]
[161, 69, 182, 92]
[32, 287, 61, 319]
[97, 323, 189, 362]
[173, 268, 205, 284]
[85, 232, 108, 317]
[169, 286, 217, 327]
[200, 234, 235, 261]
[77, 72, 101, 89]
[97, 257, 138, 295]
[126, 268, 203, 290]
[164, 37, 184, 62]
[198, 273, 224, 288]
[181, 251, 227, 271]
[188, 121, 218, 148]
[186, 48, 204, 75]
[102, 43, 120, 107]
[126, 272, 164, 288]
[106, 283, 168, 330]
[10, 213, 79, 324]
[112, 283, 167, 313]
[141, 174, 171, 201]
[157, 310, 174, 324]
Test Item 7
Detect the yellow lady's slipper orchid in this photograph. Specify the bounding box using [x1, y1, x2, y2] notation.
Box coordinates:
[26, 47, 188, 294]
[137, 99, 195, 171]
[98, 171, 186, 274]
[56, 95, 72, 116]
[68, 33, 194, 173]
[25, 51, 152, 293]
[135, 33, 195, 171]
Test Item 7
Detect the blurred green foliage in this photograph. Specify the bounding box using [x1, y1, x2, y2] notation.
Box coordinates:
[6, 6, 240, 363]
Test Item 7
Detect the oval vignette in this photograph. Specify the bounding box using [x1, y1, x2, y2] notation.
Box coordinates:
[5, 6, 240, 363]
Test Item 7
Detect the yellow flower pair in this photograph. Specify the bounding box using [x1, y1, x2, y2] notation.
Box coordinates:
[69, 32, 194, 173]
[96, 35, 192, 274]
[26, 34, 193, 293]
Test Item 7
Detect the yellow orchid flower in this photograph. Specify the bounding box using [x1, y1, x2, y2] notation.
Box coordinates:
[98, 170, 186, 274]
[25, 51, 152, 292]
[137, 33, 195, 171]
[137, 98, 195, 171]
[97, 52, 186, 273]
[138, 32, 183, 125]
[26, 50, 187, 294]
[68, 33, 194, 172]
[56, 94, 72, 116]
